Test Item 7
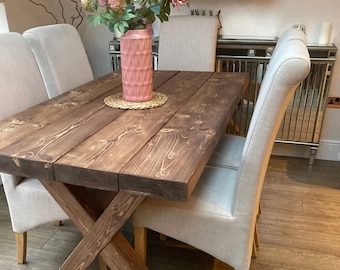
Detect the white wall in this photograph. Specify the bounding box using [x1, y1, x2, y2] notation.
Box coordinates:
[4, 0, 340, 162]
[0, 2, 9, 33]
[5, 0, 56, 32]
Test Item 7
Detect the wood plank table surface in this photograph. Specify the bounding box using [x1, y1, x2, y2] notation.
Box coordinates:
[0, 71, 249, 269]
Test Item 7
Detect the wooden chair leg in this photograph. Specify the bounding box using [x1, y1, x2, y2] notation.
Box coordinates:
[159, 233, 167, 241]
[254, 222, 260, 248]
[15, 232, 27, 264]
[252, 239, 258, 258]
[98, 256, 109, 270]
[53, 220, 62, 226]
[212, 258, 233, 270]
[134, 226, 147, 262]
[258, 202, 262, 216]
[251, 222, 260, 258]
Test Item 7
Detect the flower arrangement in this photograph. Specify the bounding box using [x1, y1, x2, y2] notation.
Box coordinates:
[82, 0, 189, 34]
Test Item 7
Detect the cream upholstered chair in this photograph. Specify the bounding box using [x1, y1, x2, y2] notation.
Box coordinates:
[208, 28, 308, 171]
[157, 15, 219, 71]
[131, 28, 310, 270]
[0, 32, 69, 264]
[155, 14, 219, 243]
[22, 24, 108, 270]
[23, 23, 94, 98]
[206, 28, 309, 257]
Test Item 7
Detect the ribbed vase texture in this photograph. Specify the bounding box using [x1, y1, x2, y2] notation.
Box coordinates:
[120, 29, 153, 102]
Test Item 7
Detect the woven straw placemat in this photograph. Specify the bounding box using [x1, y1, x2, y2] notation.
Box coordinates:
[104, 92, 168, 110]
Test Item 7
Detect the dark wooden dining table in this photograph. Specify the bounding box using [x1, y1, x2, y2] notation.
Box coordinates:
[0, 70, 248, 269]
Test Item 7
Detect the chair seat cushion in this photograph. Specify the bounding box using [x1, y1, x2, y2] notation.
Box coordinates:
[208, 134, 246, 169]
[131, 166, 239, 263]
[2, 175, 68, 233]
[19, 177, 47, 190]
[132, 166, 237, 226]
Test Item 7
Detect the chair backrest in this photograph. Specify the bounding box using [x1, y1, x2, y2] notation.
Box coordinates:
[0, 32, 48, 119]
[158, 15, 219, 71]
[23, 24, 94, 98]
[271, 27, 307, 59]
[233, 27, 310, 251]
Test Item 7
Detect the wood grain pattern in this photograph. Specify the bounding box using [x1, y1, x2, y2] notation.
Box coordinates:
[0, 71, 178, 184]
[0, 97, 124, 182]
[0, 73, 119, 150]
[59, 191, 145, 270]
[0, 71, 247, 198]
[120, 72, 249, 200]
[54, 71, 214, 193]
[41, 181, 147, 270]
[0, 71, 248, 269]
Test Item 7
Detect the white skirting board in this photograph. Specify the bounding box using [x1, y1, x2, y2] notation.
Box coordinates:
[316, 140, 340, 161]
[272, 140, 340, 162]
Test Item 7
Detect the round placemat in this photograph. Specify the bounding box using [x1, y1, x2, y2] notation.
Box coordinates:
[104, 92, 168, 110]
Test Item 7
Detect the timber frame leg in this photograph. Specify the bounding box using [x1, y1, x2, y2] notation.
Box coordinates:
[212, 258, 231, 270]
[133, 226, 147, 262]
[15, 232, 27, 264]
[53, 221, 62, 226]
[41, 181, 148, 270]
[98, 256, 109, 270]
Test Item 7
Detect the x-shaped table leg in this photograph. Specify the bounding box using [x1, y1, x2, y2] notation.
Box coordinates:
[41, 180, 147, 270]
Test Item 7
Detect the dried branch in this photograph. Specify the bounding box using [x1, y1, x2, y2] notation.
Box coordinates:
[27, 0, 59, 24]
[70, 0, 84, 29]
[26, 0, 84, 29]
[59, 0, 66, 23]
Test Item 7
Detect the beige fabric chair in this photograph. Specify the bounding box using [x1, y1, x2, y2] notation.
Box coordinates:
[22, 24, 108, 269]
[158, 15, 219, 71]
[208, 28, 308, 170]
[207, 30, 308, 249]
[207, 26, 299, 247]
[0, 32, 69, 264]
[23, 24, 94, 98]
[131, 27, 311, 270]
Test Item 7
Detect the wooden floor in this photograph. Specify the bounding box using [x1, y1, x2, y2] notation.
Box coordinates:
[0, 155, 340, 270]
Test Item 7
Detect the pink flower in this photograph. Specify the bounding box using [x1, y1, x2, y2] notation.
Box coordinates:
[108, 0, 118, 9]
[171, 0, 188, 8]
[107, 0, 126, 11]
[83, 0, 189, 32]
[81, 0, 91, 9]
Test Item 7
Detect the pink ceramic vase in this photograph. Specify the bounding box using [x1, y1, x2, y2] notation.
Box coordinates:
[120, 29, 153, 102]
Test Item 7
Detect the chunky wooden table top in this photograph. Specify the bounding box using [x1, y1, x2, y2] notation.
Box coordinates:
[0, 71, 248, 201]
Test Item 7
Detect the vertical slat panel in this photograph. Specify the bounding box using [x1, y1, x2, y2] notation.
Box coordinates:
[220, 55, 335, 158]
